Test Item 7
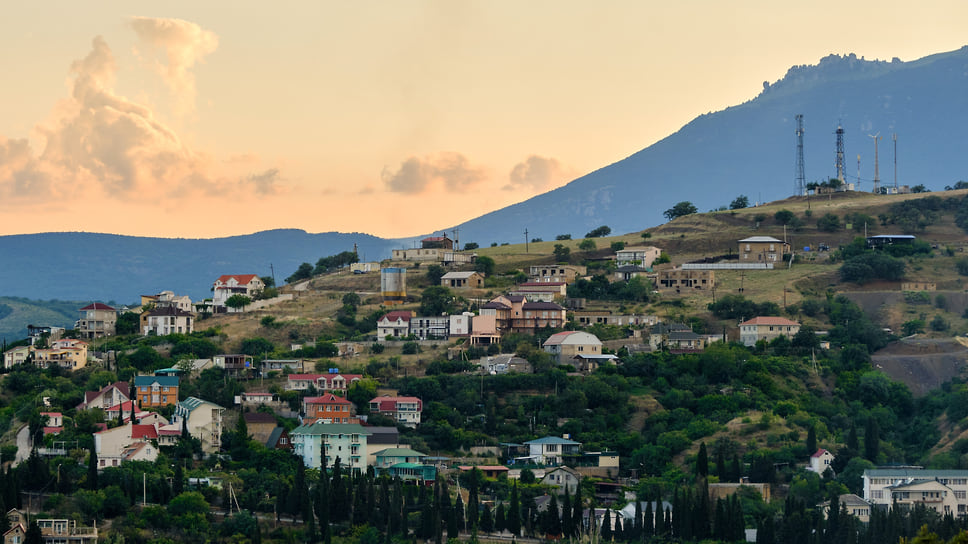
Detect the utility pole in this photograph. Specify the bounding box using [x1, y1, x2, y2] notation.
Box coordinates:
[524, 229, 529, 253]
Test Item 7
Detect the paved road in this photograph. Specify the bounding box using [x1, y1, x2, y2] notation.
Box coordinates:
[13, 425, 29, 466]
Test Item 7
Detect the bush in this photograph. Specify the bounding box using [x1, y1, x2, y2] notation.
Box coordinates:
[817, 213, 841, 232]
[578, 239, 597, 251]
[839, 253, 905, 284]
[401, 342, 420, 355]
[930, 315, 949, 332]
[370, 343, 385, 354]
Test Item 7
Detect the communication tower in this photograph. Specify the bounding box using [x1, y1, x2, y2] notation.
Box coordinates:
[869, 133, 882, 193]
[835, 125, 846, 184]
[795, 115, 805, 195]
[893, 133, 898, 192]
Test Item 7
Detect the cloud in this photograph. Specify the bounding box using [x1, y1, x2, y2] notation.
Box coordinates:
[0, 31, 260, 204]
[129, 16, 218, 116]
[243, 168, 281, 195]
[382, 152, 486, 194]
[505, 155, 568, 191]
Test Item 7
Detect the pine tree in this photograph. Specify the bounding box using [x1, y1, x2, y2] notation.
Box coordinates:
[715, 446, 727, 480]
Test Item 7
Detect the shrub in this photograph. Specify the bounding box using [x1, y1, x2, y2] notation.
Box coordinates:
[401, 342, 419, 355]
[817, 213, 841, 232]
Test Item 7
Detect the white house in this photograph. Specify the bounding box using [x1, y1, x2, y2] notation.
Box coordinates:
[542, 466, 581, 493]
[808, 448, 835, 474]
[863, 468, 968, 516]
[212, 274, 265, 309]
[739, 316, 801, 347]
[615, 246, 662, 268]
[542, 331, 603, 364]
[523, 436, 581, 465]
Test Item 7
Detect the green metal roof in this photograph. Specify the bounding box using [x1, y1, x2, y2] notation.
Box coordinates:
[373, 447, 427, 458]
[291, 421, 372, 436]
[178, 396, 223, 413]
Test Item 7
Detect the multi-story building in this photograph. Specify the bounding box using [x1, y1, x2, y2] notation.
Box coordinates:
[739, 316, 801, 347]
[524, 436, 582, 465]
[863, 468, 968, 516]
[286, 372, 363, 392]
[6, 510, 98, 544]
[133, 375, 179, 408]
[76, 302, 117, 339]
[528, 265, 587, 284]
[512, 301, 567, 333]
[142, 305, 194, 336]
[658, 268, 715, 292]
[77, 381, 130, 411]
[615, 246, 662, 268]
[304, 393, 354, 424]
[542, 331, 603, 364]
[409, 316, 450, 340]
[214, 354, 255, 377]
[212, 274, 265, 310]
[377, 310, 414, 339]
[33, 339, 89, 371]
[291, 421, 371, 473]
[738, 236, 790, 262]
[174, 397, 225, 454]
[369, 395, 423, 427]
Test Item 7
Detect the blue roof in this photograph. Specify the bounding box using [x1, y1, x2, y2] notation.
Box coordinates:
[525, 436, 580, 446]
[134, 375, 179, 387]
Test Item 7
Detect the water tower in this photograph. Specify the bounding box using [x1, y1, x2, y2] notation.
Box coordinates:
[381, 267, 407, 305]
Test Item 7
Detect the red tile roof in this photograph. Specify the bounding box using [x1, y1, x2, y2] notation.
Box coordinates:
[215, 274, 259, 285]
[306, 394, 351, 405]
[811, 448, 831, 458]
[381, 310, 414, 322]
[370, 396, 422, 412]
[131, 424, 159, 440]
[80, 302, 116, 311]
[739, 316, 801, 326]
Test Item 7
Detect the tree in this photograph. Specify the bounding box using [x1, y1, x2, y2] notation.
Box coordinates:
[225, 294, 252, 312]
[286, 262, 314, 283]
[425, 265, 446, 285]
[664, 201, 697, 220]
[464, 242, 479, 250]
[241, 337, 275, 356]
[774, 209, 795, 225]
[87, 443, 98, 490]
[578, 239, 596, 251]
[585, 225, 611, 238]
[864, 416, 880, 461]
[555, 234, 572, 240]
[553, 244, 571, 263]
[911, 184, 928, 193]
[25, 521, 41, 544]
[696, 442, 708, 478]
[610, 241, 626, 252]
[475, 256, 495, 276]
[817, 213, 841, 232]
[729, 195, 749, 209]
[420, 286, 456, 316]
[116, 312, 140, 335]
[806, 426, 817, 455]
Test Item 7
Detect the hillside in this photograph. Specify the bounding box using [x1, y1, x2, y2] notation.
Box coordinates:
[448, 47, 968, 246]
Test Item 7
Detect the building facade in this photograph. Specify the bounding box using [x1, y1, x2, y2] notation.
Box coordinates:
[291, 421, 371, 473]
[739, 316, 801, 346]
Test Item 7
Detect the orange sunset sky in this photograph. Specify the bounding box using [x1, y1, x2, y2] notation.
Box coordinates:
[1, 1, 965, 239]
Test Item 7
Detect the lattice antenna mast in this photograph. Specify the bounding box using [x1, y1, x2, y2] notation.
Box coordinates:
[893, 133, 898, 192]
[869, 132, 882, 193]
[835, 125, 846, 184]
[795, 114, 806, 195]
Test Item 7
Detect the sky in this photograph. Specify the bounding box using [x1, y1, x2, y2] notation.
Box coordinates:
[1, 2, 966, 240]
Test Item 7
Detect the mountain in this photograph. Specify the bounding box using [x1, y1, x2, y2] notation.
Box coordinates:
[0, 229, 396, 303]
[450, 47, 968, 246]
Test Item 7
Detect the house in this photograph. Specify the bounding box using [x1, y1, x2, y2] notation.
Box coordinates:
[240, 391, 275, 406]
[377, 310, 415, 339]
[267, 426, 293, 450]
[649, 322, 696, 351]
[32, 339, 89, 371]
[212, 274, 265, 310]
[542, 466, 581, 493]
[40, 412, 63, 435]
[76, 302, 117, 339]
[739, 316, 801, 347]
[104, 401, 151, 424]
[263, 359, 308, 374]
[543, 331, 603, 364]
[469, 314, 501, 345]
[523, 436, 581, 465]
[372, 447, 428, 468]
[243, 412, 279, 444]
[478, 354, 531, 374]
[529, 264, 587, 284]
[867, 234, 916, 249]
[615, 246, 661, 268]
[808, 448, 835, 474]
[382, 462, 437, 484]
[658, 268, 715, 292]
[365, 426, 402, 466]
[369, 395, 423, 427]
[512, 301, 567, 334]
[571, 353, 619, 373]
[141, 290, 193, 312]
[440, 271, 484, 289]
[26, 325, 65, 346]
[5, 509, 97, 544]
[77, 381, 131, 411]
[409, 316, 451, 340]
[820, 494, 871, 523]
[174, 397, 225, 454]
[574, 311, 658, 327]
[458, 465, 510, 479]
[3, 346, 30, 369]
[421, 235, 454, 250]
[214, 354, 255, 377]
[286, 372, 363, 392]
[613, 265, 650, 282]
[863, 468, 968, 515]
[304, 393, 354, 424]
[901, 281, 936, 291]
[133, 375, 179, 408]
[291, 421, 371, 473]
[738, 236, 790, 262]
[93, 423, 162, 468]
[142, 305, 194, 336]
[509, 282, 568, 302]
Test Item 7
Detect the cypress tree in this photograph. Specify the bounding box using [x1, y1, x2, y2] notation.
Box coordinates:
[847, 422, 859, 451]
[560, 488, 572, 537]
[865, 416, 880, 461]
[571, 482, 582, 536]
[172, 458, 184, 496]
[547, 494, 562, 538]
[644, 500, 654, 537]
[389, 478, 403, 535]
[696, 442, 709, 478]
[730, 453, 742, 483]
[25, 521, 42, 544]
[86, 443, 98, 490]
[715, 446, 727, 480]
[631, 497, 642, 540]
[468, 468, 480, 529]
[806, 425, 817, 455]
[508, 482, 522, 536]
[454, 492, 465, 534]
[600, 509, 612, 542]
[495, 502, 506, 533]
[480, 504, 494, 534]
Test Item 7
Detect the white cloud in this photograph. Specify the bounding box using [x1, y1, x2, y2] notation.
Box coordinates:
[382, 152, 486, 194]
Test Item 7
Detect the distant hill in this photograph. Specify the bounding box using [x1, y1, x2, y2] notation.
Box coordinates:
[450, 47, 968, 246]
[0, 229, 396, 303]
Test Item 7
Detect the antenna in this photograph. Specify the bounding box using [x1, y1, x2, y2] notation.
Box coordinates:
[834, 124, 846, 184]
[893, 133, 898, 192]
[856, 154, 861, 191]
[795, 114, 806, 195]
[869, 132, 882, 194]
